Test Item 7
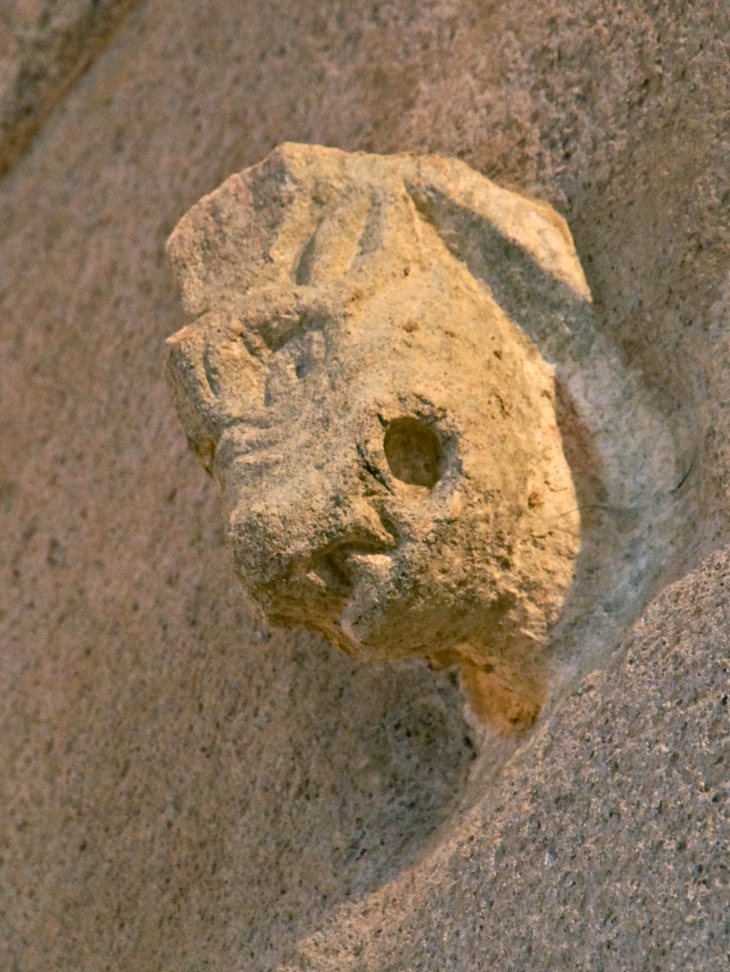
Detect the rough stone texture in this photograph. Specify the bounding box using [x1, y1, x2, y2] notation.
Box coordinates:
[0, 0, 728, 970]
[0, 0, 136, 176]
[166, 143, 586, 733]
[283, 547, 730, 971]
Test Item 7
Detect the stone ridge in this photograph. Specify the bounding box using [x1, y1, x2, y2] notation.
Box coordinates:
[0, 0, 138, 177]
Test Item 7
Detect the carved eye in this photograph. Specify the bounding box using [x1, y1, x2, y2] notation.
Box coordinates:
[383, 417, 443, 488]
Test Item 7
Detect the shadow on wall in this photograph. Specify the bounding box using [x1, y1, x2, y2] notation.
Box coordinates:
[167, 617, 479, 967]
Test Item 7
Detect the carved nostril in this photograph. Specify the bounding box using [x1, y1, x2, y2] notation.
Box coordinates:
[309, 506, 397, 597]
[383, 417, 442, 488]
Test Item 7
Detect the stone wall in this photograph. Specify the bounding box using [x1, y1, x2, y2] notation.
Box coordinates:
[0, 1, 727, 969]
[0, 0, 136, 175]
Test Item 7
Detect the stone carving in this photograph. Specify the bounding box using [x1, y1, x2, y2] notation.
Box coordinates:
[165, 144, 590, 733]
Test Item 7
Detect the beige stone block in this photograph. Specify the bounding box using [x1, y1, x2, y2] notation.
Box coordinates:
[166, 144, 587, 733]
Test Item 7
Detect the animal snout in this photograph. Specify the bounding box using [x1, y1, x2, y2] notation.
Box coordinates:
[293, 493, 398, 595]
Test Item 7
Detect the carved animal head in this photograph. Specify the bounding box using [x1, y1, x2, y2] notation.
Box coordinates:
[165, 144, 590, 732]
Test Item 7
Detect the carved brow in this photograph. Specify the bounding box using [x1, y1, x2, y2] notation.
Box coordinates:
[237, 293, 338, 353]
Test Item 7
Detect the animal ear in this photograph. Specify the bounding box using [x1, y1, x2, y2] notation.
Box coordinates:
[165, 145, 321, 315]
[400, 156, 594, 364]
[166, 144, 369, 316]
[165, 162, 285, 318]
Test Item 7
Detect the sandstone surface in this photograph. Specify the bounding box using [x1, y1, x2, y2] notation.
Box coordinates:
[0, 0, 135, 176]
[165, 143, 586, 733]
[0, 0, 728, 969]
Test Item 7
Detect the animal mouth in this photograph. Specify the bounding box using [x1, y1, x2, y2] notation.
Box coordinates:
[311, 544, 395, 598]
[264, 548, 396, 659]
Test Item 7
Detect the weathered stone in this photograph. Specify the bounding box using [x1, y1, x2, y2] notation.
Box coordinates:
[165, 144, 586, 733]
[1, 0, 729, 969]
[0, 0, 137, 176]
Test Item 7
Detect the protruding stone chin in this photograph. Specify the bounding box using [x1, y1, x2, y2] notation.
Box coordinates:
[165, 143, 590, 734]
